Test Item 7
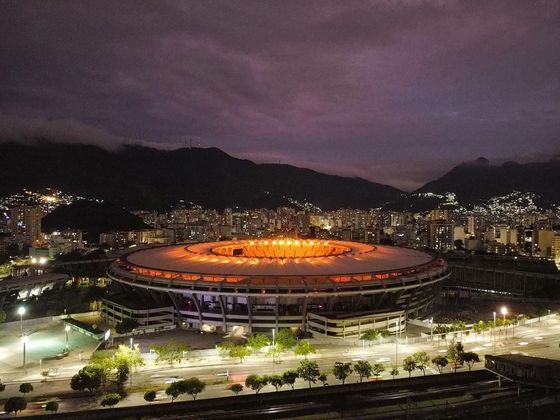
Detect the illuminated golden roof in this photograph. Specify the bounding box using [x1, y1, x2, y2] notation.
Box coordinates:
[123, 239, 436, 278]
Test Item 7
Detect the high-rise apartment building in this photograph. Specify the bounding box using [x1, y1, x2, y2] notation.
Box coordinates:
[9, 206, 42, 245]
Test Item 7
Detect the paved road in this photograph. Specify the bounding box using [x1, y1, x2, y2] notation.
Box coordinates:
[2, 317, 560, 416]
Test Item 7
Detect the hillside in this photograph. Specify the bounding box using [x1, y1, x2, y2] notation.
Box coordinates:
[0, 141, 402, 210]
[415, 156, 560, 206]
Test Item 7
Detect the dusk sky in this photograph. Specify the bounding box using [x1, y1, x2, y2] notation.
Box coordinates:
[1, 1, 559, 191]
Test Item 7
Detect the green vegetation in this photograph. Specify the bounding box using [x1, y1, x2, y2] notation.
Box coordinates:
[332, 362, 353, 384]
[402, 356, 416, 377]
[318, 372, 329, 386]
[115, 318, 140, 334]
[282, 370, 299, 389]
[18, 382, 33, 395]
[182, 378, 206, 400]
[353, 360, 373, 382]
[246, 334, 269, 353]
[432, 321, 466, 334]
[165, 381, 182, 402]
[276, 328, 297, 352]
[412, 351, 430, 376]
[360, 329, 390, 342]
[390, 365, 399, 379]
[229, 383, 243, 395]
[45, 401, 59, 414]
[0, 309, 6, 324]
[298, 360, 321, 388]
[447, 340, 465, 372]
[245, 374, 268, 394]
[70, 365, 104, 393]
[294, 340, 316, 359]
[150, 340, 189, 367]
[229, 345, 252, 363]
[144, 390, 156, 403]
[462, 351, 480, 371]
[4, 396, 27, 416]
[431, 355, 448, 373]
[269, 375, 284, 391]
[100, 392, 121, 407]
[372, 363, 385, 378]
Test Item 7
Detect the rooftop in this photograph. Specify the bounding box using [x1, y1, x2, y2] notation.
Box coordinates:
[122, 240, 438, 277]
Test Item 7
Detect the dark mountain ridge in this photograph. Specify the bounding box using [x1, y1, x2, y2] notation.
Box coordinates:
[416, 156, 560, 205]
[0, 141, 402, 210]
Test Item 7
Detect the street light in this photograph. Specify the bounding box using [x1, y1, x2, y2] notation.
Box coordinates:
[130, 337, 134, 349]
[65, 325, 71, 351]
[429, 317, 434, 342]
[501, 306, 508, 339]
[271, 328, 276, 369]
[17, 306, 25, 337]
[493, 311, 496, 345]
[21, 335, 29, 370]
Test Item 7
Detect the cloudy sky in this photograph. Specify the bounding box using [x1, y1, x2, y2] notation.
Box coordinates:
[1, 1, 559, 190]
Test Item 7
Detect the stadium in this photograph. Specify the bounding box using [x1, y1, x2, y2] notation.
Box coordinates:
[105, 239, 450, 337]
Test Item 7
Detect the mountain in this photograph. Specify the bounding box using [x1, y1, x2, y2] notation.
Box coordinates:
[415, 156, 560, 206]
[42, 201, 148, 242]
[0, 141, 402, 210]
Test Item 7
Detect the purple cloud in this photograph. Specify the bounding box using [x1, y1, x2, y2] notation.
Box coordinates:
[1, 1, 559, 190]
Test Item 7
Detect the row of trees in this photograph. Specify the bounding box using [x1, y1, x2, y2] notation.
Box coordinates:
[217, 330, 317, 363]
[70, 344, 144, 394]
[236, 359, 388, 394]
[1, 382, 60, 415]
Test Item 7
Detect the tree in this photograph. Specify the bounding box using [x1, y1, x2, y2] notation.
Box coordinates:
[88, 351, 115, 387]
[0, 381, 5, 393]
[360, 329, 380, 342]
[269, 375, 284, 391]
[100, 392, 121, 407]
[4, 397, 27, 416]
[390, 365, 399, 379]
[45, 401, 59, 414]
[115, 318, 139, 334]
[144, 390, 156, 403]
[229, 345, 251, 363]
[412, 351, 430, 376]
[18, 383, 33, 395]
[318, 373, 329, 386]
[166, 381, 183, 402]
[462, 352, 480, 371]
[372, 363, 385, 379]
[294, 340, 316, 359]
[181, 378, 205, 400]
[282, 370, 299, 390]
[70, 365, 103, 393]
[246, 334, 269, 353]
[298, 360, 321, 388]
[229, 383, 243, 395]
[114, 344, 145, 371]
[114, 344, 144, 387]
[276, 328, 297, 351]
[0, 310, 6, 324]
[113, 364, 129, 393]
[245, 374, 267, 394]
[431, 355, 448, 374]
[447, 340, 465, 372]
[151, 340, 189, 367]
[332, 362, 353, 384]
[402, 357, 416, 377]
[354, 361, 373, 383]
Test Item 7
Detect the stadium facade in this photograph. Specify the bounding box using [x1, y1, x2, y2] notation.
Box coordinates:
[105, 239, 450, 337]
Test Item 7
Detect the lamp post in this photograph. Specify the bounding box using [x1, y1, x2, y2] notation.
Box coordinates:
[22, 335, 29, 370]
[130, 337, 134, 350]
[429, 317, 434, 342]
[65, 325, 71, 351]
[17, 306, 25, 337]
[493, 311, 496, 347]
[271, 328, 276, 369]
[501, 306, 508, 340]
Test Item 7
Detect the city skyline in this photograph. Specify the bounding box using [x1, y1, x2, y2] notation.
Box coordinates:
[2, 1, 560, 190]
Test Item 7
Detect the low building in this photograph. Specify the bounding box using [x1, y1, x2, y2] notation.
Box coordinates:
[485, 354, 560, 391]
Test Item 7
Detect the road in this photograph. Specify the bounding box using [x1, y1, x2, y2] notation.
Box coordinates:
[1, 317, 560, 416]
